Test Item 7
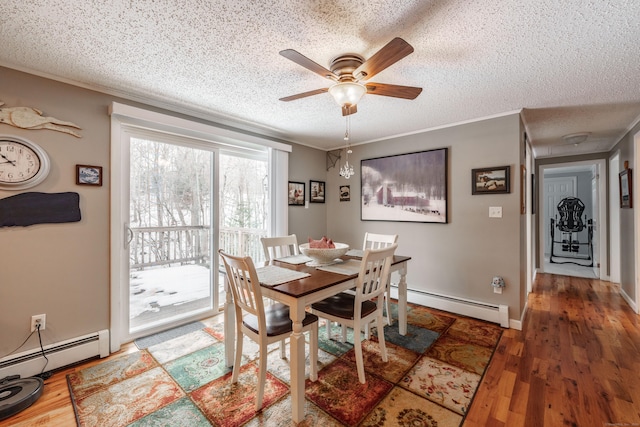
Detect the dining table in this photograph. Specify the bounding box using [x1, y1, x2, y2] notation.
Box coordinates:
[222, 252, 411, 424]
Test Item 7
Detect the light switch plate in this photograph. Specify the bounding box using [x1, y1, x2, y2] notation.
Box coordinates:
[489, 206, 502, 218]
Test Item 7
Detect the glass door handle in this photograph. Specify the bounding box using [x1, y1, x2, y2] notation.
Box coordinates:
[125, 224, 133, 248]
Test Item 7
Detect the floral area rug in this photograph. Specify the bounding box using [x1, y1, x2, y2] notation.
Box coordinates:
[68, 302, 502, 426]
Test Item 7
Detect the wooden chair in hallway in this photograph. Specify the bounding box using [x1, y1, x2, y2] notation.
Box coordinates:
[260, 234, 300, 261]
[218, 249, 318, 410]
[311, 244, 397, 383]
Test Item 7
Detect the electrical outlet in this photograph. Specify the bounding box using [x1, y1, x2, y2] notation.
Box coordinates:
[31, 314, 46, 332]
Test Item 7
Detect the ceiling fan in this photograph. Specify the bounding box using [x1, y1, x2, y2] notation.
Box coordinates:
[279, 37, 422, 116]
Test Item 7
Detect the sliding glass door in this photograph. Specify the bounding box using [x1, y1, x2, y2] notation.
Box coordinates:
[109, 102, 289, 349]
[128, 135, 216, 335]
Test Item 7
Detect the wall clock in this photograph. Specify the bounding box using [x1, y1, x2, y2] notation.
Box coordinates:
[0, 135, 51, 190]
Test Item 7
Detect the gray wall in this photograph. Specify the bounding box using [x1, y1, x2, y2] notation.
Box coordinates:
[323, 114, 526, 321]
[0, 64, 565, 359]
[609, 120, 640, 302]
[1, 67, 112, 356]
[0, 67, 299, 356]
[288, 143, 328, 242]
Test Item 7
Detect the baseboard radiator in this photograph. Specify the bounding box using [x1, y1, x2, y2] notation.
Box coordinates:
[0, 330, 109, 379]
[391, 287, 510, 328]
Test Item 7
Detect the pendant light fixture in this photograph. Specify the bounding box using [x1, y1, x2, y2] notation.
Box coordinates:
[339, 116, 355, 179]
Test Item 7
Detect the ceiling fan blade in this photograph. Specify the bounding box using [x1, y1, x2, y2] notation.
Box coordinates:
[354, 38, 414, 81]
[342, 104, 357, 116]
[280, 49, 338, 81]
[365, 83, 422, 99]
[279, 88, 329, 102]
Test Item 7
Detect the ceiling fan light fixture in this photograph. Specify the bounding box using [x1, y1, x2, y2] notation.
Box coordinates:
[328, 81, 366, 108]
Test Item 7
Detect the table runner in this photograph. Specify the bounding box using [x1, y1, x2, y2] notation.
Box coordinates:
[316, 259, 362, 276]
[256, 265, 311, 286]
[345, 249, 364, 258]
[274, 254, 313, 265]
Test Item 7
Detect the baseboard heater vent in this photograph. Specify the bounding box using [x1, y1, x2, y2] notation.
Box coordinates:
[0, 330, 109, 379]
[390, 287, 509, 328]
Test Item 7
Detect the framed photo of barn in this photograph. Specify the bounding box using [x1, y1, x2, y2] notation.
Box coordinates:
[471, 165, 510, 195]
[360, 148, 448, 223]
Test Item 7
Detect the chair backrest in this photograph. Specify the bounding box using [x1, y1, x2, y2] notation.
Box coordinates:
[219, 249, 266, 330]
[362, 232, 398, 250]
[355, 244, 398, 303]
[261, 234, 299, 261]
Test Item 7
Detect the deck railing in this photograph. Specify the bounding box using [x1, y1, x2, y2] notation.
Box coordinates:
[130, 225, 267, 270]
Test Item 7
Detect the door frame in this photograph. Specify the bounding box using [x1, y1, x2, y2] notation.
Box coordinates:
[609, 151, 621, 283]
[538, 159, 607, 280]
[633, 130, 640, 313]
[109, 102, 292, 352]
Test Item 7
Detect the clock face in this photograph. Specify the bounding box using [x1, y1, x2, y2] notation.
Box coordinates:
[0, 136, 50, 190]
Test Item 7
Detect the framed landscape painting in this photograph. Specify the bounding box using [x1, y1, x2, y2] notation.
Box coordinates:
[471, 166, 510, 195]
[360, 148, 448, 223]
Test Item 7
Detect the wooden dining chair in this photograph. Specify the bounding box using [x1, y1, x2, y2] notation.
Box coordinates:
[329, 232, 399, 342]
[311, 244, 397, 384]
[218, 249, 318, 410]
[260, 234, 300, 261]
[363, 232, 398, 326]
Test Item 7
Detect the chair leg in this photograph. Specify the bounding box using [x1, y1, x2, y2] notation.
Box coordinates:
[325, 320, 331, 340]
[353, 320, 366, 384]
[384, 290, 392, 326]
[309, 324, 318, 381]
[256, 340, 268, 411]
[377, 314, 388, 363]
[279, 339, 286, 358]
[341, 323, 347, 343]
[232, 328, 244, 384]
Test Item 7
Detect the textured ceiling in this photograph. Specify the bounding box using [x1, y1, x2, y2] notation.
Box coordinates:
[1, 0, 639, 158]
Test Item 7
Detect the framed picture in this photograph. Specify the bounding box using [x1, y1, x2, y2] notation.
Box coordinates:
[288, 181, 305, 206]
[361, 148, 448, 223]
[76, 164, 102, 186]
[340, 185, 350, 202]
[471, 165, 510, 195]
[619, 168, 632, 208]
[309, 180, 325, 203]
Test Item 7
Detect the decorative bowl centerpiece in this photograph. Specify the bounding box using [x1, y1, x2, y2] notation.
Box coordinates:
[299, 242, 350, 267]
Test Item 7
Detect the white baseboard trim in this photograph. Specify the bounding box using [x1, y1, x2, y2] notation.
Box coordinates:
[0, 330, 109, 379]
[392, 286, 510, 328]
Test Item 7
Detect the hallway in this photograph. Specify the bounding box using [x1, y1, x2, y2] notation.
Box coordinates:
[542, 256, 598, 279]
[464, 273, 640, 426]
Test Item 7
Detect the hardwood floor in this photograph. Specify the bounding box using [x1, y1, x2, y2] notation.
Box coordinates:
[464, 273, 640, 427]
[2, 272, 639, 426]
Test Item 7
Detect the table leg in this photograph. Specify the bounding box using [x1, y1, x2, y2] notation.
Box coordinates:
[398, 264, 408, 336]
[289, 303, 306, 423]
[223, 278, 235, 367]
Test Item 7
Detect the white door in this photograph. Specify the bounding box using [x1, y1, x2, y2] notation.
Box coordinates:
[544, 177, 577, 255]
